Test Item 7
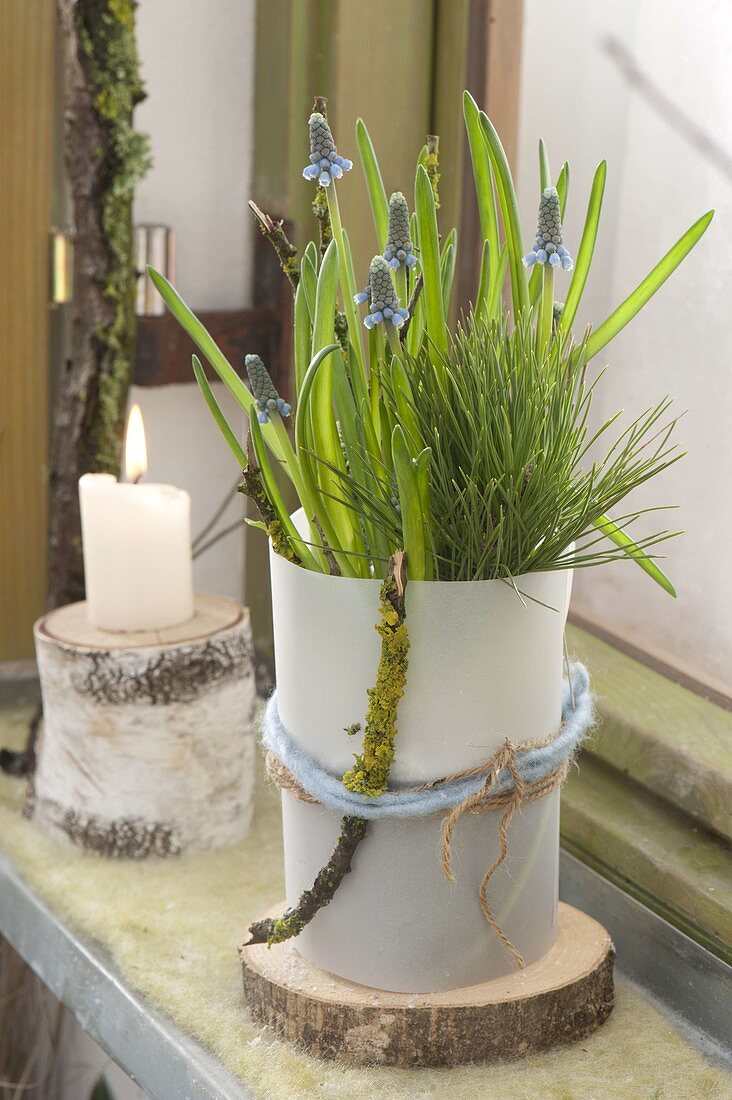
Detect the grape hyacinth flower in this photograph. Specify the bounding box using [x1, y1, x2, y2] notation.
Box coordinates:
[383, 192, 418, 270]
[245, 354, 291, 423]
[354, 256, 409, 329]
[302, 112, 352, 187]
[523, 187, 573, 271]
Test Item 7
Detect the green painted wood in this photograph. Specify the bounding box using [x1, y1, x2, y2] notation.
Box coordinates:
[567, 625, 732, 841]
[562, 754, 732, 963]
[331, 0, 436, 283]
[252, 0, 293, 211]
[432, 0, 470, 252]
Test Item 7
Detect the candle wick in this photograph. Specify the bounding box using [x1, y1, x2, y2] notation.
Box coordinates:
[132, 473, 144, 485]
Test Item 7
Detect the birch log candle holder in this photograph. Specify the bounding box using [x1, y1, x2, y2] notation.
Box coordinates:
[28, 595, 256, 858]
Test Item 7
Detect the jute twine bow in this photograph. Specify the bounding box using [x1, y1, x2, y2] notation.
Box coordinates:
[265, 718, 571, 969]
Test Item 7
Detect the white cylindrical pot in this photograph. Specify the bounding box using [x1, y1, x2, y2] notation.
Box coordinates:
[271, 516, 573, 993]
[30, 596, 256, 858]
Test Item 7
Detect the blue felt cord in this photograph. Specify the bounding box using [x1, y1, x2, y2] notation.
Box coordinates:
[261, 663, 594, 821]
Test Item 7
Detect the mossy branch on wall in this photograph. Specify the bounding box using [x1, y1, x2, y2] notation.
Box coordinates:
[48, 0, 150, 616]
[3, 0, 151, 776]
[77, 0, 151, 472]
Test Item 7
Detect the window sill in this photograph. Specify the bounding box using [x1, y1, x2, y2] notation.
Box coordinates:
[564, 624, 732, 963]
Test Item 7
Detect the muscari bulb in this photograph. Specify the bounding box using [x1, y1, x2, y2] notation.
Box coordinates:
[302, 112, 353, 188]
[384, 192, 417, 271]
[523, 187, 573, 271]
[245, 354, 291, 423]
[354, 256, 410, 329]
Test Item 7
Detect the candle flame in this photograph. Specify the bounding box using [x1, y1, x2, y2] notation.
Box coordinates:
[125, 404, 147, 483]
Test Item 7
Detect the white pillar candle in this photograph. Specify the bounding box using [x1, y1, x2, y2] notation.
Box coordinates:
[78, 406, 194, 632]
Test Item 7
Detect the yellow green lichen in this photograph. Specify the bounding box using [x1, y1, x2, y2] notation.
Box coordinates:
[424, 135, 441, 208]
[268, 520, 301, 565]
[342, 573, 409, 797]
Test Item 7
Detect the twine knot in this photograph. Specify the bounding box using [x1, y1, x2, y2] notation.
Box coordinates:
[261, 665, 594, 969]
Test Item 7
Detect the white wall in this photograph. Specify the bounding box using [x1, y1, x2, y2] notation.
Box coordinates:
[130, 0, 257, 602]
[518, 0, 730, 692]
[134, 0, 256, 309]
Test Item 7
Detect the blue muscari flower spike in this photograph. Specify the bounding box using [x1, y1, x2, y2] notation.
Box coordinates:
[383, 192, 418, 271]
[245, 354, 291, 424]
[302, 112, 352, 187]
[354, 255, 409, 329]
[523, 187, 573, 271]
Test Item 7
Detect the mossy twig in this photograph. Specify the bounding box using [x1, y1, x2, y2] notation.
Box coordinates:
[425, 134, 441, 208]
[342, 551, 408, 796]
[246, 815, 368, 946]
[237, 433, 302, 566]
[245, 554, 408, 947]
[248, 200, 299, 291]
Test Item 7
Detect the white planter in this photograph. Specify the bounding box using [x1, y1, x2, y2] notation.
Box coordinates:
[270, 516, 573, 993]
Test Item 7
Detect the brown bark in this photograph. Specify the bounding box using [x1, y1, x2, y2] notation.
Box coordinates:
[48, 0, 147, 611]
[240, 902, 615, 1068]
[246, 816, 369, 946]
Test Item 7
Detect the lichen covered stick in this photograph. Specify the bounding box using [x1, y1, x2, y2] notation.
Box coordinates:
[246, 815, 368, 946]
[342, 551, 410, 795]
[247, 200, 299, 290]
[246, 552, 408, 947]
[237, 432, 302, 567]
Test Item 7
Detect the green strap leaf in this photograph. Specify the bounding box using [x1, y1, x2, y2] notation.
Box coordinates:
[147, 266, 287, 467]
[586, 210, 714, 361]
[463, 92, 500, 262]
[294, 344, 359, 577]
[293, 277, 312, 395]
[557, 161, 570, 219]
[538, 138, 551, 191]
[559, 160, 607, 335]
[415, 164, 447, 355]
[478, 110, 528, 318]
[248, 414, 319, 572]
[392, 425, 430, 581]
[440, 230, 457, 315]
[390, 356, 422, 455]
[356, 117, 389, 248]
[593, 514, 676, 597]
[475, 239, 491, 323]
[487, 244, 508, 320]
[192, 355, 247, 469]
[300, 250, 318, 318]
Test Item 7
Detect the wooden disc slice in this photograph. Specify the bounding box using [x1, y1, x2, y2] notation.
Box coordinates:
[40, 595, 244, 650]
[239, 901, 614, 1067]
